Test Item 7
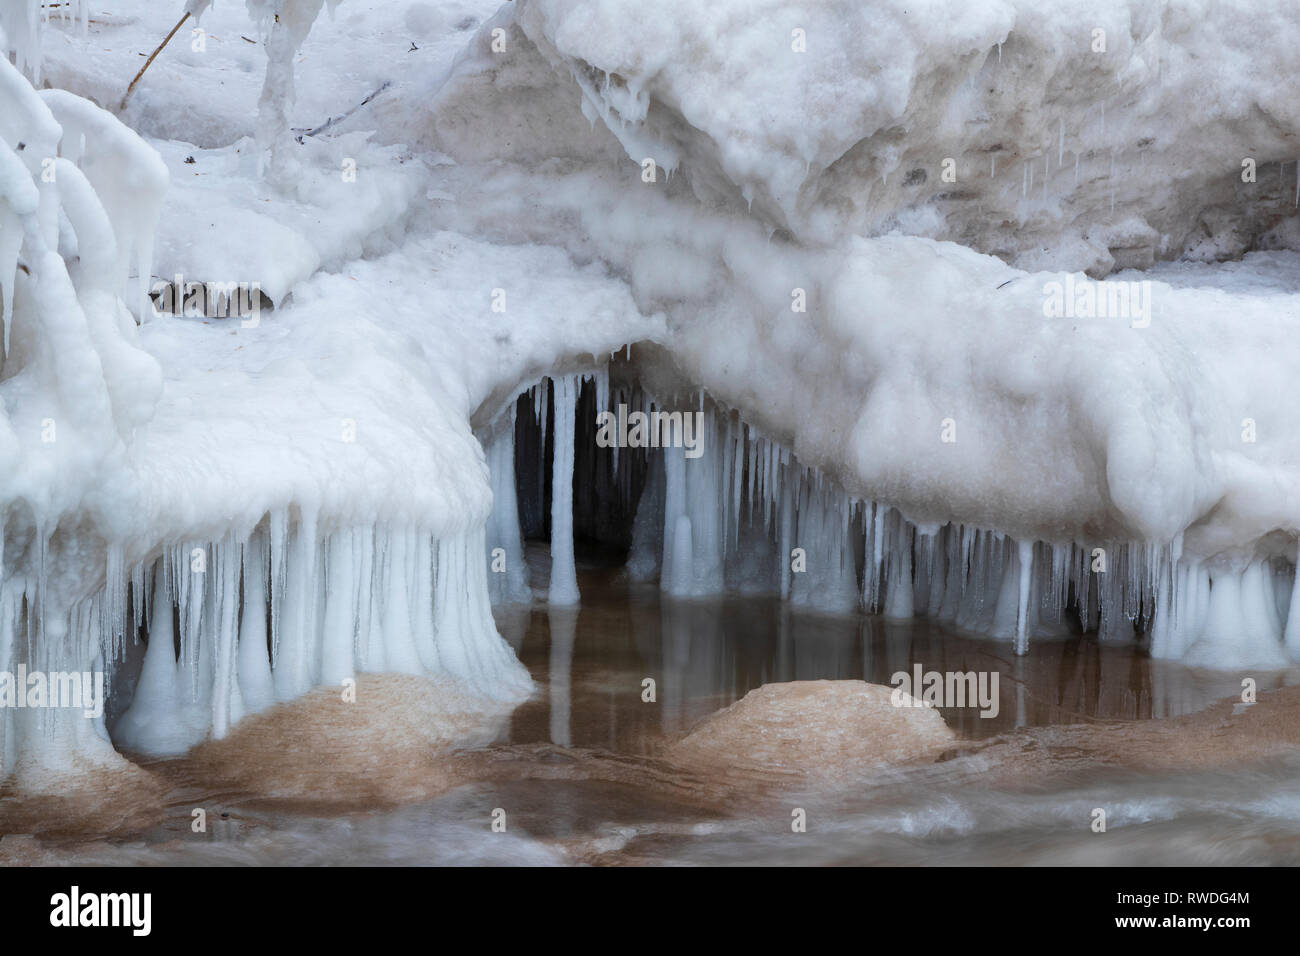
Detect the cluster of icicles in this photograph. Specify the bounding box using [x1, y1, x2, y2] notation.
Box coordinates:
[0, 0, 89, 84]
[0, 517, 533, 767]
[483, 368, 1300, 672]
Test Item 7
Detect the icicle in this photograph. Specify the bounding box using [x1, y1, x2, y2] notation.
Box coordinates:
[1014, 540, 1033, 655]
[746, 426, 757, 520]
[268, 508, 288, 661]
[238, 531, 275, 713]
[730, 421, 743, 551]
[778, 477, 794, 600]
[548, 374, 580, 605]
[210, 532, 242, 739]
[321, 528, 358, 684]
[380, 527, 425, 674]
[485, 411, 530, 604]
[1284, 538, 1300, 656]
[884, 516, 914, 619]
[870, 503, 885, 610]
[661, 441, 688, 594]
[273, 507, 318, 701]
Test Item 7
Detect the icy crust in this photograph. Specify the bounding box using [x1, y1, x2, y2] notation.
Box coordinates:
[107, 220, 657, 755]
[150, 134, 424, 308]
[503, 0, 1300, 276]
[429, 164, 1254, 557]
[0, 1, 89, 84]
[0, 52, 172, 794]
[0, 33, 540, 780]
[0, 54, 164, 560]
[410, 7, 1300, 669]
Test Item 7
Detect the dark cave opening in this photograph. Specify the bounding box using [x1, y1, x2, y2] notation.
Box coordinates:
[513, 374, 652, 569]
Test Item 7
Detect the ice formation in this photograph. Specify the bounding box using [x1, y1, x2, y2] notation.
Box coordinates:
[4, 0, 1300, 805]
[0, 4, 539, 787]
[415, 0, 1300, 672]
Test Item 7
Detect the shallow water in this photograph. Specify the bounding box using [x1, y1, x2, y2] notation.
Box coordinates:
[12, 561, 1300, 866]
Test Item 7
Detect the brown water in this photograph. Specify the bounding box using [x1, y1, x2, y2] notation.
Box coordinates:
[6, 559, 1300, 866]
[497, 565, 1270, 748]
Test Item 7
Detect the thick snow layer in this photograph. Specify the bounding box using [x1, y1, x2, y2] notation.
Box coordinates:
[507, 0, 1300, 277]
[148, 134, 424, 309]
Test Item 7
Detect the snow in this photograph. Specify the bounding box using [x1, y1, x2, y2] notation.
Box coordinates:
[4, 0, 1300, 789]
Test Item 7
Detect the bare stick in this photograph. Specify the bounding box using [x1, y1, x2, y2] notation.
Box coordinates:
[119, 11, 191, 113]
[294, 81, 393, 139]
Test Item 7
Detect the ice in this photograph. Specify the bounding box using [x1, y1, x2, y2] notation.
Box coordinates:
[114, 521, 534, 758]
[8, 0, 1300, 798]
[547, 372, 581, 605]
[482, 410, 531, 605]
[0, 0, 42, 82]
[246, 0, 338, 180]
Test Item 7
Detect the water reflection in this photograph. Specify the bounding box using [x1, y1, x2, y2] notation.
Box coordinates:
[498, 572, 1300, 749]
[547, 607, 577, 747]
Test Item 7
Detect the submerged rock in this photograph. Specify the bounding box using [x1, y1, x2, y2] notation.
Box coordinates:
[0, 757, 166, 839]
[181, 673, 518, 809]
[667, 680, 956, 781]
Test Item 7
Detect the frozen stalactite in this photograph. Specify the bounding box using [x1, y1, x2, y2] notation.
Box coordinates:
[476, 365, 1300, 668]
[1285, 541, 1300, 657]
[482, 408, 531, 605]
[108, 517, 532, 758]
[883, 517, 914, 620]
[238, 534, 276, 714]
[320, 529, 358, 686]
[661, 443, 689, 596]
[626, 449, 664, 583]
[209, 532, 243, 739]
[789, 471, 860, 614]
[273, 508, 318, 701]
[0, 0, 43, 82]
[548, 372, 581, 605]
[572, 384, 1300, 668]
[1171, 558, 1290, 670]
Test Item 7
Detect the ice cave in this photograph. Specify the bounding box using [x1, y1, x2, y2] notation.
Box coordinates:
[1, 0, 1300, 870]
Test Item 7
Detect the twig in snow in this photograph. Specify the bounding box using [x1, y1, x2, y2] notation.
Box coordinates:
[119, 11, 191, 113]
[293, 81, 393, 139]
